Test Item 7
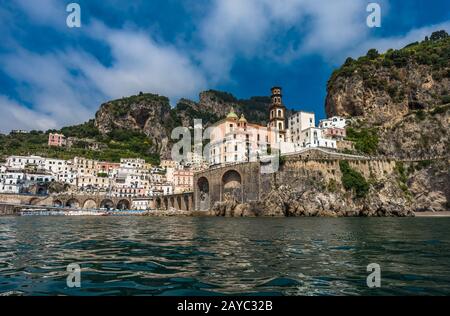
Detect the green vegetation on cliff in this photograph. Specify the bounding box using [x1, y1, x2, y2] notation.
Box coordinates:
[329, 30, 450, 91]
[0, 121, 159, 164]
[339, 160, 369, 198]
[345, 127, 379, 155]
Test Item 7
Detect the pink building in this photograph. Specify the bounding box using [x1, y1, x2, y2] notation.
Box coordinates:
[97, 162, 120, 175]
[173, 169, 194, 193]
[322, 127, 346, 140]
[208, 110, 280, 165]
[48, 133, 66, 147]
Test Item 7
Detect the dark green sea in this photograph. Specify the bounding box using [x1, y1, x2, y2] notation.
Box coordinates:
[0, 217, 449, 296]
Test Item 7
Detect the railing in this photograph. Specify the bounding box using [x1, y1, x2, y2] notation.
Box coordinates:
[281, 147, 449, 162]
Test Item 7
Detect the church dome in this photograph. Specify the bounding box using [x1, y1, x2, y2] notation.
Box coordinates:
[239, 114, 247, 122]
[226, 108, 238, 119]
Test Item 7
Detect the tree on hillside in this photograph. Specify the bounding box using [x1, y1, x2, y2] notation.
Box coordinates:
[430, 30, 449, 41]
[366, 49, 380, 60]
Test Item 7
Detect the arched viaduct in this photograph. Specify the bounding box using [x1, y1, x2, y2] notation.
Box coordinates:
[52, 194, 133, 210]
[0, 192, 194, 212]
[152, 193, 194, 212]
[193, 162, 262, 211]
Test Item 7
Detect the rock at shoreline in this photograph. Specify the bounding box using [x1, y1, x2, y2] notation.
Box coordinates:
[210, 182, 416, 218]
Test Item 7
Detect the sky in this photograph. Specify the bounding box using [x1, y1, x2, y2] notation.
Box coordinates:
[0, 0, 449, 132]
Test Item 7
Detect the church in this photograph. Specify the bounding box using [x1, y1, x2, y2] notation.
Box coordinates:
[207, 87, 292, 166]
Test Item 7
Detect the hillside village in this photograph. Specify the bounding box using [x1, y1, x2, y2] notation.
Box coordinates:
[0, 87, 349, 210]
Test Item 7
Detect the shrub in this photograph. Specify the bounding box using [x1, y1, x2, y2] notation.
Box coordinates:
[395, 162, 408, 183]
[430, 30, 449, 41]
[339, 161, 369, 198]
[441, 95, 450, 104]
[345, 128, 379, 154]
[415, 160, 432, 170]
[415, 110, 426, 121]
[366, 48, 380, 60]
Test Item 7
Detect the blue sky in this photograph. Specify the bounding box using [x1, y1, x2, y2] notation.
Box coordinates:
[0, 0, 449, 132]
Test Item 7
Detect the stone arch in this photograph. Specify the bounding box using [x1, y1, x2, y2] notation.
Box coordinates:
[117, 199, 130, 210]
[156, 197, 162, 210]
[100, 199, 114, 210]
[176, 196, 182, 210]
[221, 170, 242, 202]
[53, 199, 63, 207]
[83, 199, 97, 209]
[169, 197, 175, 209]
[196, 177, 210, 211]
[29, 197, 41, 205]
[66, 198, 80, 208]
[184, 195, 190, 211]
[163, 197, 169, 210]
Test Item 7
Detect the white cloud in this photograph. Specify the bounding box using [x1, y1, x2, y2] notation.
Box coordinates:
[74, 22, 207, 101]
[0, 49, 98, 132]
[1, 0, 449, 133]
[351, 21, 450, 57]
[197, 0, 373, 77]
[0, 95, 57, 131]
[14, 0, 65, 27]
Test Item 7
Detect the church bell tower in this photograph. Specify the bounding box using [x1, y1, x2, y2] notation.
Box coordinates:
[269, 87, 286, 141]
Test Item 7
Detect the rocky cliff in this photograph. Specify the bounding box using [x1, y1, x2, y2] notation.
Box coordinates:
[210, 157, 449, 217]
[94, 90, 286, 159]
[326, 30, 450, 158]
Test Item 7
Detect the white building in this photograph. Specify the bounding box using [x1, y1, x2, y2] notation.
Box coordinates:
[287, 111, 315, 144]
[119, 158, 146, 175]
[0, 169, 55, 194]
[5, 155, 44, 170]
[132, 198, 152, 210]
[43, 158, 68, 173]
[56, 170, 78, 185]
[300, 127, 337, 149]
[319, 116, 348, 129]
[0, 170, 25, 193]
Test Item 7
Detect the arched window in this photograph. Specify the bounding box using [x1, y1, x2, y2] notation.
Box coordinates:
[277, 109, 282, 117]
[278, 122, 283, 130]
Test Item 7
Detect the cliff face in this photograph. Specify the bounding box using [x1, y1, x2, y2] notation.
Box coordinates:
[326, 31, 450, 158]
[95, 94, 175, 157]
[210, 158, 449, 217]
[94, 90, 282, 159]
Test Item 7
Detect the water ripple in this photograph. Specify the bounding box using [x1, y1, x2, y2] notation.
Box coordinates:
[0, 217, 449, 295]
